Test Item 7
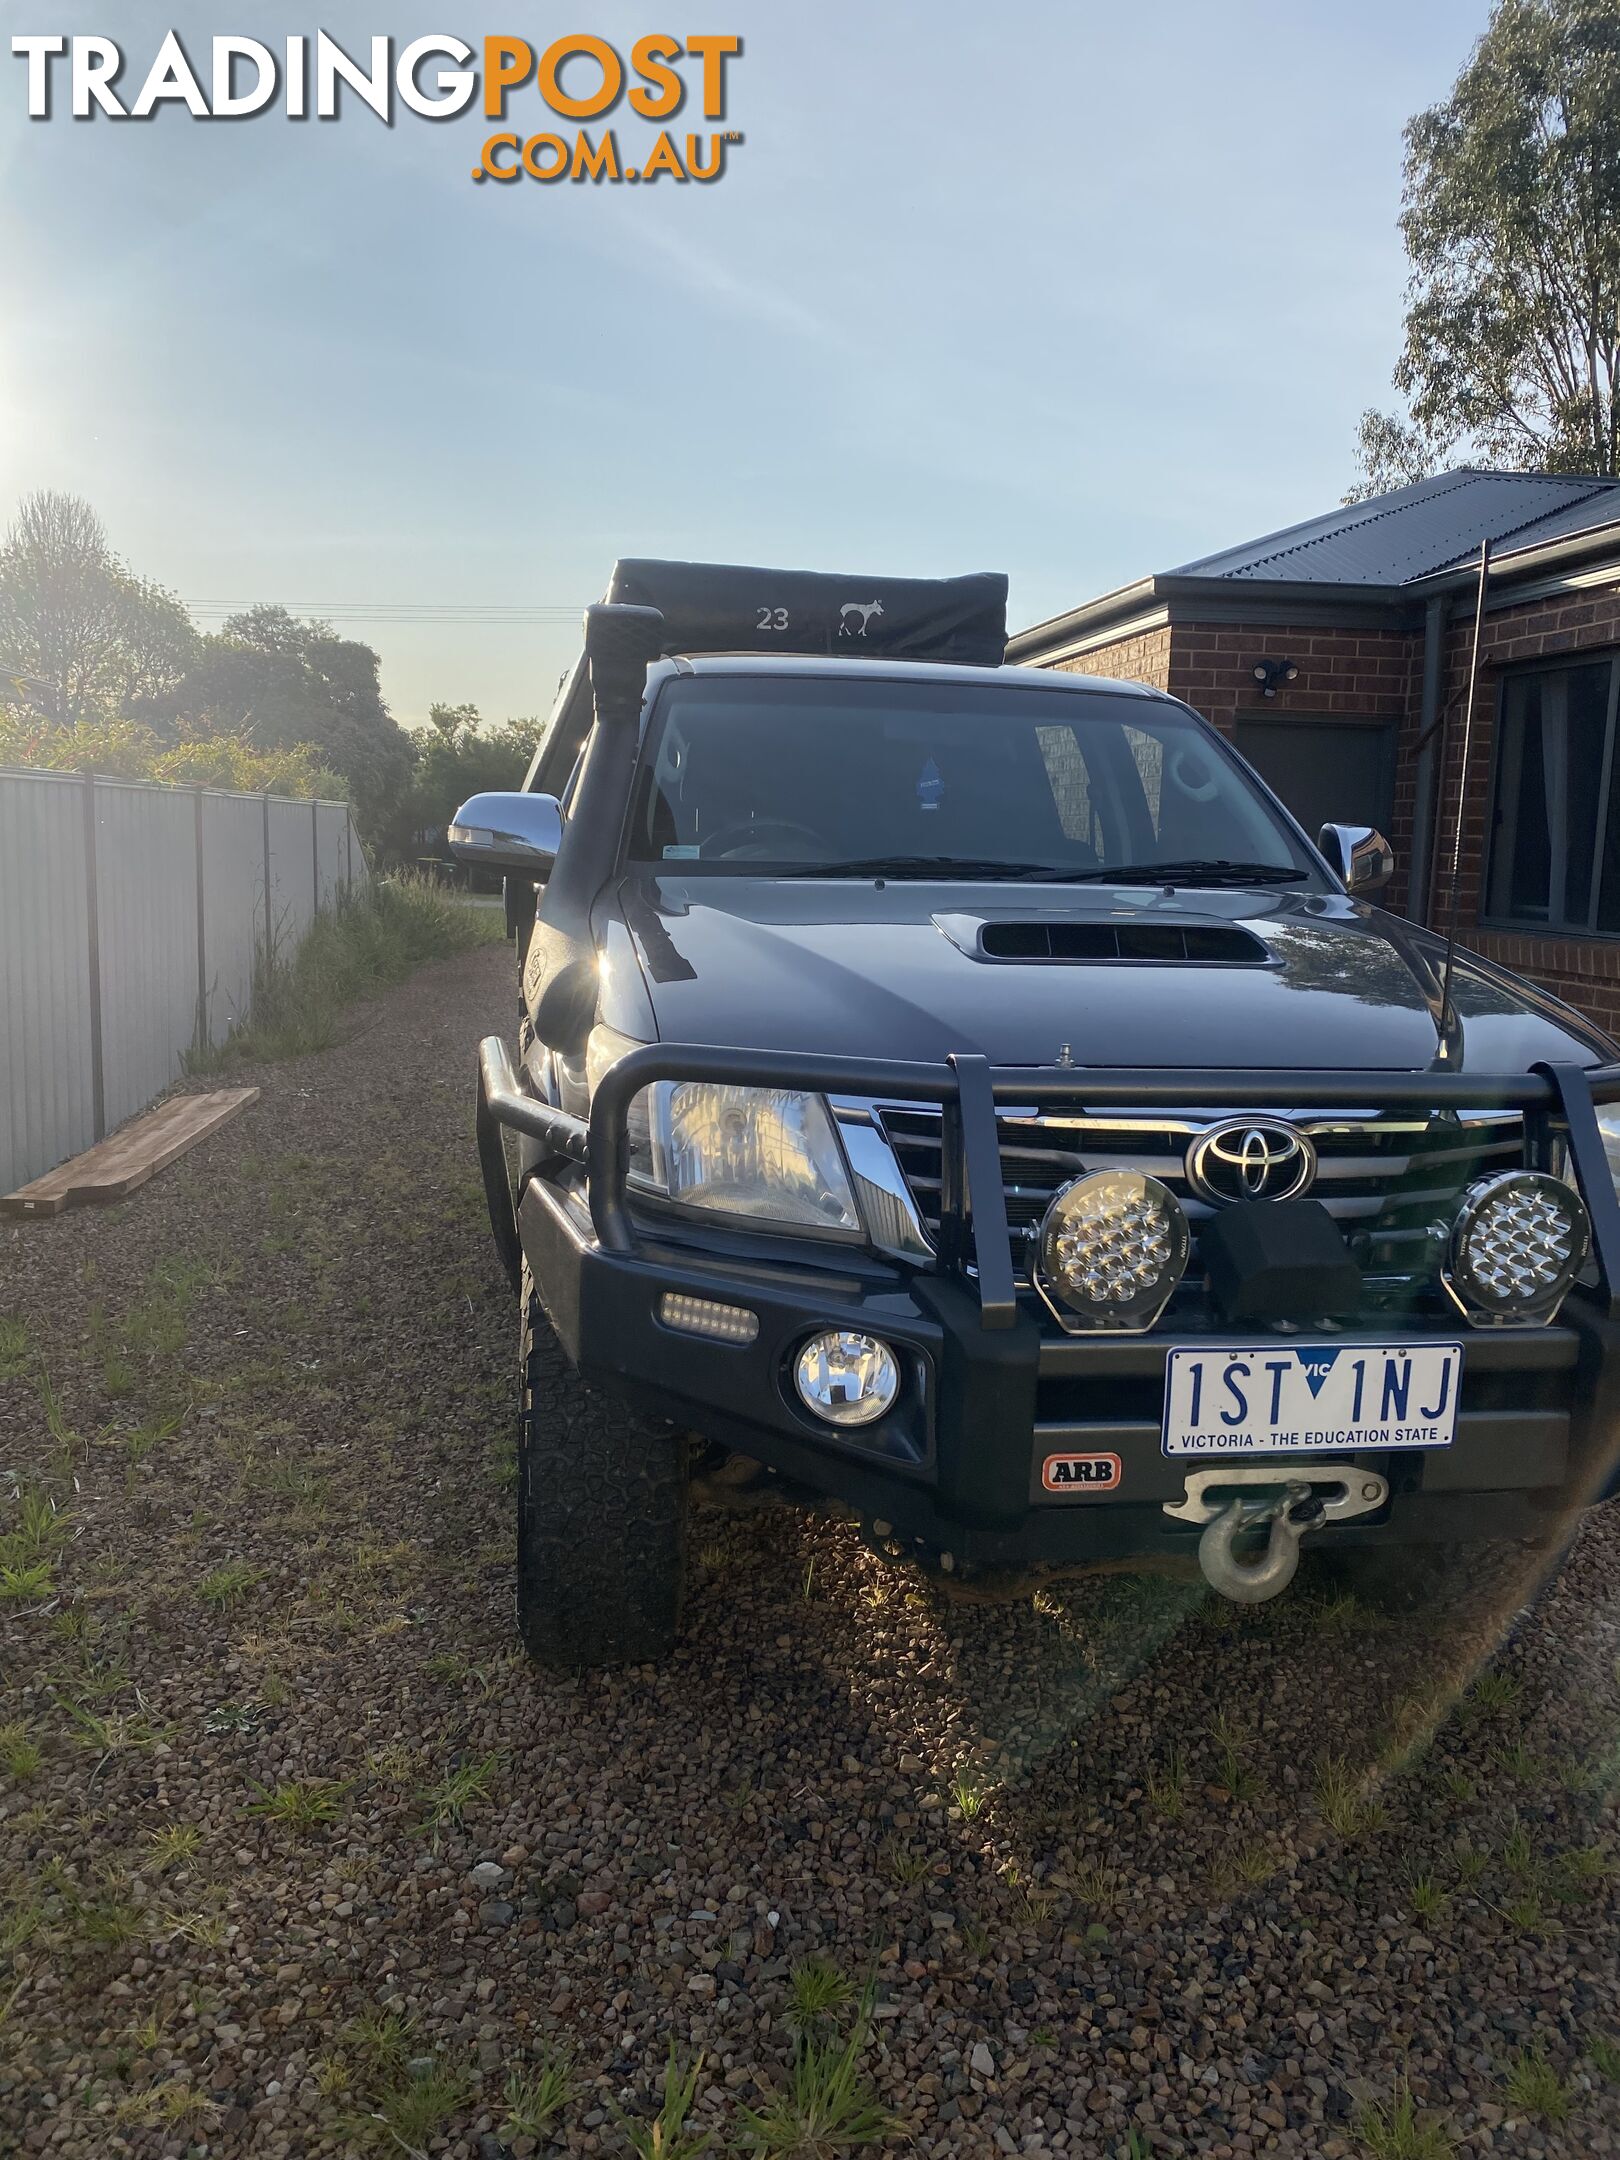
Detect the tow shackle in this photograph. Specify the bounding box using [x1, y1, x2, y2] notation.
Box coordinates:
[1197, 1482, 1319, 1604]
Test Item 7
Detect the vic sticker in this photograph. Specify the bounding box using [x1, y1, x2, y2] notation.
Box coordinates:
[1041, 1451, 1122, 1495]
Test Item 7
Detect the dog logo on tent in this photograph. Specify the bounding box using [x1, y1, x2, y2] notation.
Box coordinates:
[839, 599, 884, 637]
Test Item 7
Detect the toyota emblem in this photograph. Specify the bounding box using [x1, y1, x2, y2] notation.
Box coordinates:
[1186, 1118, 1316, 1205]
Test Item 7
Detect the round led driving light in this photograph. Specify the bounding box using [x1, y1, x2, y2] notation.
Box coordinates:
[1448, 1171, 1590, 1326]
[794, 1330, 900, 1427]
[1037, 1169, 1190, 1333]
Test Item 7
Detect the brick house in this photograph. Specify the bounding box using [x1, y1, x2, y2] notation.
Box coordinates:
[1009, 470, 1620, 1036]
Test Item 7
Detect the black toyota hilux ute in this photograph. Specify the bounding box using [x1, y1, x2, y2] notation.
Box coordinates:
[452, 558, 1620, 1669]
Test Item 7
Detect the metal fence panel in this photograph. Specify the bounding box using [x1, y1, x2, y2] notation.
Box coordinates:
[92, 780, 201, 1135]
[200, 791, 264, 1047]
[266, 794, 315, 959]
[0, 771, 362, 1195]
[315, 801, 350, 911]
[0, 771, 96, 1192]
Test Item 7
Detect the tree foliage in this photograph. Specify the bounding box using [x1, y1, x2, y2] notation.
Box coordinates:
[0, 710, 340, 797]
[0, 491, 199, 718]
[164, 604, 415, 842]
[1349, 0, 1620, 499]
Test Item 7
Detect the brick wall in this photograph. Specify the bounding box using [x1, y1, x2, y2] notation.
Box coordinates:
[1053, 624, 1171, 694]
[1053, 583, 1620, 1040]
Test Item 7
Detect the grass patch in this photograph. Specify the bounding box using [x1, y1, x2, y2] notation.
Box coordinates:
[0, 1318, 30, 1380]
[613, 2043, 710, 2159]
[1500, 2046, 1571, 2123]
[1315, 1754, 1387, 1839]
[415, 1752, 500, 1834]
[1353, 2077, 1456, 2158]
[197, 1560, 263, 1610]
[786, 1955, 855, 2034]
[0, 1722, 41, 1781]
[188, 875, 502, 1072]
[501, 2052, 575, 2141]
[736, 1985, 902, 2157]
[247, 1777, 348, 1831]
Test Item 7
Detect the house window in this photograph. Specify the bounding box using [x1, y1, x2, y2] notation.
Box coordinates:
[1487, 656, 1620, 933]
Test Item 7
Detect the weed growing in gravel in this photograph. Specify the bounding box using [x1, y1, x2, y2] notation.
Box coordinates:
[1352, 2076, 1456, 2159]
[1493, 1739, 1543, 1784]
[736, 1985, 902, 2157]
[612, 2043, 710, 2159]
[880, 1835, 931, 1888]
[197, 1560, 263, 1610]
[1146, 1748, 1186, 1820]
[1469, 1670, 1523, 1715]
[1500, 2047, 1571, 2122]
[501, 2052, 575, 2140]
[247, 1777, 348, 1830]
[75, 1895, 145, 1949]
[1314, 1754, 1387, 1839]
[1405, 1869, 1450, 1921]
[363, 2056, 473, 2153]
[786, 1955, 855, 2033]
[0, 1722, 41, 1780]
[0, 1482, 71, 1604]
[415, 1752, 500, 1834]
[0, 1316, 28, 1379]
[1210, 1714, 1261, 1803]
[1439, 1767, 1476, 1806]
[146, 1823, 202, 1870]
[166, 1904, 230, 1948]
[1499, 1818, 1537, 1879]
[949, 1769, 988, 1819]
[1589, 2034, 1620, 2082]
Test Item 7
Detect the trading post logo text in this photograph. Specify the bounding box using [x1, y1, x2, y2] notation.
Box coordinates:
[10, 32, 744, 186]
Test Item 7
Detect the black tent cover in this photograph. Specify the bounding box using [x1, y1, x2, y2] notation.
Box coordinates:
[604, 558, 1009, 669]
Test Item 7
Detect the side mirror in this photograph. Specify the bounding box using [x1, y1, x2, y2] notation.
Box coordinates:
[448, 792, 563, 879]
[1319, 822, 1394, 896]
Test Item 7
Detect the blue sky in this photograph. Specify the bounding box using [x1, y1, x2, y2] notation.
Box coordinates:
[0, 2, 1492, 728]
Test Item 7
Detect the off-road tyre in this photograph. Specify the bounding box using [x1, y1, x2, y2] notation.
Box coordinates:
[516, 1265, 687, 1667]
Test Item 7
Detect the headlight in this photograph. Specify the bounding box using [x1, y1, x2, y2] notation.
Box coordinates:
[658, 1083, 859, 1231]
[1447, 1171, 1589, 1327]
[585, 1029, 860, 1234]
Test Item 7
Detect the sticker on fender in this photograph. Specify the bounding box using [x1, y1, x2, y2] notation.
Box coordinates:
[1161, 1343, 1462, 1456]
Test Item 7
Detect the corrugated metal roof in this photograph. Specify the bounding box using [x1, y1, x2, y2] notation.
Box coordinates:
[1170, 469, 1620, 586]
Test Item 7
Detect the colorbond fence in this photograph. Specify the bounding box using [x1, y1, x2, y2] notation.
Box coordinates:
[0, 768, 365, 1195]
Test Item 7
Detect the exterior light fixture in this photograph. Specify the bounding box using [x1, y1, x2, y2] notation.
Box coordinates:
[1251, 659, 1300, 700]
[1445, 1172, 1590, 1327]
[1035, 1169, 1191, 1333]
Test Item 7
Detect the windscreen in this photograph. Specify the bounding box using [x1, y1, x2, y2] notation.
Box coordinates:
[626, 677, 1317, 878]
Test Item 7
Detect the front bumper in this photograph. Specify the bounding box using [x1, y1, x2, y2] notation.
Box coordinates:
[486, 1038, 1620, 1570]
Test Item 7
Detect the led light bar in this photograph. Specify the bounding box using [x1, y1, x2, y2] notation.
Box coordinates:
[657, 1292, 759, 1344]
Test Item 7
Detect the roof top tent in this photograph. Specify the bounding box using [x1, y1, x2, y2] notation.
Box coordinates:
[528, 558, 1009, 797]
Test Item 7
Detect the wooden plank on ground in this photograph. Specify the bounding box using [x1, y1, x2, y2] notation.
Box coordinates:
[1, 1089, 260, 1219]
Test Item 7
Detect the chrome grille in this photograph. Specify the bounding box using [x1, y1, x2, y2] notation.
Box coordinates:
[874, 1103, 1526, 1294]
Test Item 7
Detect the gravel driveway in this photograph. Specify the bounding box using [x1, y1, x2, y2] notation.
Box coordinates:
[3, 943, 1620, 2159]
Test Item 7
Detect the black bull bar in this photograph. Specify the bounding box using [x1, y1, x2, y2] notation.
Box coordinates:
[477, 1038, 1620, 1324]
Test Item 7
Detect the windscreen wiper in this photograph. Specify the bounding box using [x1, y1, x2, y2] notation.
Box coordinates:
[772, 855, 1062, 880]
[1021, 859, 1310, 887]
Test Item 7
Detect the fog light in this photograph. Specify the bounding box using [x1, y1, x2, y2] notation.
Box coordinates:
[1447, 1171, 1589, 1326]
[657, 1292, 759, 1344]
[794, 1330, 899, 1427]
[1037, 1170, 1190, 1333]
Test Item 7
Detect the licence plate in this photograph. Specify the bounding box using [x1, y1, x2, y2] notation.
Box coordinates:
[1161, 1342, 1462, 1457]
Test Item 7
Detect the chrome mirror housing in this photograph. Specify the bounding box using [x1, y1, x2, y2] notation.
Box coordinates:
[448, 791, 563, 879]
[1319, 821, 1394, 896]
